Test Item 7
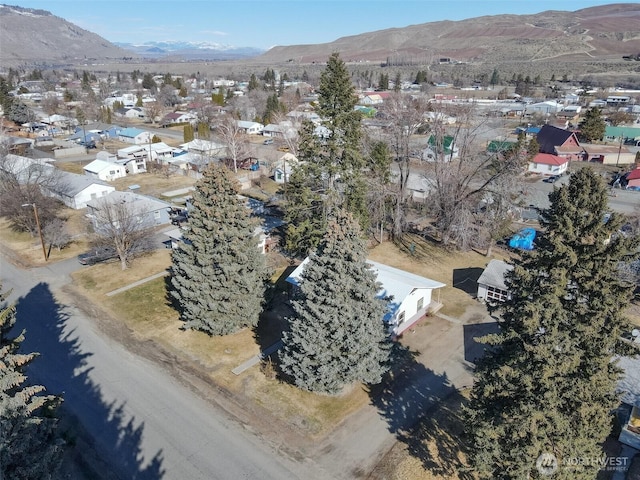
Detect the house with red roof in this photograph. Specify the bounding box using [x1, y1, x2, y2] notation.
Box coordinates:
[625, 167, 640, 190]
[528, 152, 569, 176]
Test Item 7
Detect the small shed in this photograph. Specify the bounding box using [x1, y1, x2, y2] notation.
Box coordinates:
[477, 259, 513, 303]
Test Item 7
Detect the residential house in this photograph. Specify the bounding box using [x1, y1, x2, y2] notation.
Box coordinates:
[536, 124, 583, 162]
[161, 111, 197, 126]
[606, 95, 631, 106]
[179, 139, 226, 157]
[625, 167, 640, 190]
[262, 123, 297, 139]
[83, 159, 127, 182]
[477, 259, 513, 303]
[114, 107, 145, 120]
[525, 101, 563, 115]
[556, 105, 581, 123]
[0, 135, 33, 155]
[528, 153, 569, 175]
[48, 171, 115, 209]
[360, 94, 384, 105]
[118, 127, 152, 144]
[236, 120, 264, 135]
[86, 191, 171, 229]
[273, 153, 299, 184]
[422, 135, 458, 161]
[286, 258, 445, 337]
[582, 144, 635, 165]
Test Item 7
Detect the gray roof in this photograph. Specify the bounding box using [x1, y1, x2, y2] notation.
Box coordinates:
[56, 171, 111, 196]
[617, 354, 640, 407]
[477, 259, 513, 291]
[87, 190, 171, 213]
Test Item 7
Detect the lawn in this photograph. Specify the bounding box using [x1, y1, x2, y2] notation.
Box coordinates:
[0, 211, 91, 266]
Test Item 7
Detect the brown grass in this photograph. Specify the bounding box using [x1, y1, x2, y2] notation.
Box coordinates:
[0, 211, 91, 266]
[369, 389, 476, 480]
[110, 172, 197, 199]
[369, 234, 506, 318]
[70, 249, 368, 437]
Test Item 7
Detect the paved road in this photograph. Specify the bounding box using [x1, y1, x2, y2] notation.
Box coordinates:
[0, 256, 311, 480]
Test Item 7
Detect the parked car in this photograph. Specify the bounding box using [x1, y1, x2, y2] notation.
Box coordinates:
[263, 138, 274, 145]
[277, 146, 290, 152]
[543, 175, 559, 183]
[77, 247, 117, 265]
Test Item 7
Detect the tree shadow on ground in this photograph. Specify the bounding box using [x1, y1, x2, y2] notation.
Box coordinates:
[253, 265, 297, 352]
[453, 267, 484, 296]
[368, 346, 475, 480]
[16, 282, 165, 479]
[463, 322, 500, 364]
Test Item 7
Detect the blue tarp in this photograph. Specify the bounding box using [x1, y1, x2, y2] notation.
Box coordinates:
[509, 228, 536, 250]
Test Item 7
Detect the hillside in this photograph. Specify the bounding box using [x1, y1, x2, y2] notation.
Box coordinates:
[257, 3, 640, 64]
[0, 4, 136, 65]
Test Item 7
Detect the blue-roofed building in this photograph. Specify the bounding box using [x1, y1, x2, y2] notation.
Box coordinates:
[118, 127, 152, 144]
[286, 258, 445, 337]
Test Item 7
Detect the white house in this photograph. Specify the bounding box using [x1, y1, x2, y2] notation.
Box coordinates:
[118, 127, 152, 144]
[273, 153, 299, 184]
[286, 258, 445, 337]
[262, 123, 297, 139]
[525, 101, 563, 115]
[48, 171, 115, 209]
[83, 159, 127, 182]
[528, 153, 569, 176]
[86, 191, 172, 229]
[477, 259, 513, 303]
[178, 139, 226, 157]
[236, 120, 264, 135]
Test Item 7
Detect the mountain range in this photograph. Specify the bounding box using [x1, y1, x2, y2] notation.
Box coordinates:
[0, 3, 639, 68]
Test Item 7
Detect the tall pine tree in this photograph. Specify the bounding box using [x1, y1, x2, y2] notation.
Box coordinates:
[280, 210, 391, 395]
[169, 165, 268, 335]
[0, 288, 63, 479]
[466, 168, 640, 479]
[285, 53, 365, 256]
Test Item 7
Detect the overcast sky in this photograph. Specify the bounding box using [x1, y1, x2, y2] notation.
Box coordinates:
[12, 1, 636, 50]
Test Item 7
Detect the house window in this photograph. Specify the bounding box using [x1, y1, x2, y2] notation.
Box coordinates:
[486, 285, 509, 302]
[548, 165, 553, 172]
[109, 170, 116, 175]
[417, 297, 424, 311]
[398, 311, 405, 324]
[276, 171, 283, 181]
[90, 193, 97, 199]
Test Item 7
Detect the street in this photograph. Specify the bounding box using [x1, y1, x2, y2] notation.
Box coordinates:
[0, 257, 311, 480]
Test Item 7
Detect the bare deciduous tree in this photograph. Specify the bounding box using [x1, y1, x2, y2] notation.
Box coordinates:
[90, 199, 155, 270]
[144, 101, 164, 125]
[377, 92, 430, 238]
[215, 114, 251, 173]
[43, 217, 71, 252]
[422, 108, 530, 249]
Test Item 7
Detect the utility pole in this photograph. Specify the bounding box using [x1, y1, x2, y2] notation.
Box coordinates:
[22, 203, 47, 261]
[615, 135, 623, 167]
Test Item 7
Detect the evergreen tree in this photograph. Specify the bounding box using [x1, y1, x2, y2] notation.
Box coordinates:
[466, 168, 640, 479]
[280, 210, 391, 394]
[0, 287, 63, 479]
[579, 107, 606, 143]
[136, 94, 143, 107]
[490, 68, 500, 86]
[285, 53, 365, 256]
[169, 165, 267, 335]
[247, 73, 260, 91]
[183, 124, 194, 142]
[141, 73, 155, 90]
